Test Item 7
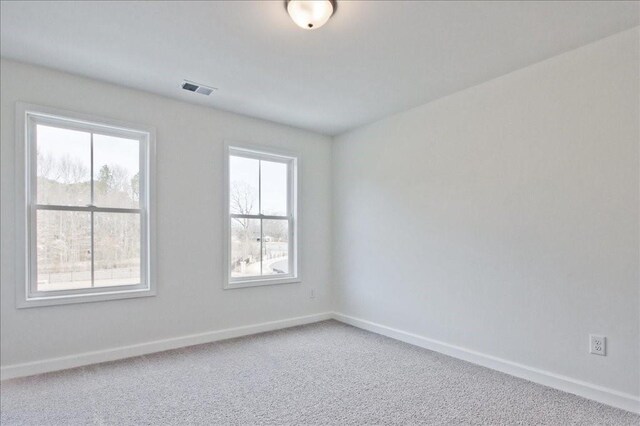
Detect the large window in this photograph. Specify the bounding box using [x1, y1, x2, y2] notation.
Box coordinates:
[225, 144, 299, 288]
[16, 104, 155, 307]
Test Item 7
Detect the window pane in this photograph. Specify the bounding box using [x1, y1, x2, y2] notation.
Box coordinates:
[94, 212, 141, 287]
[93, 134, 140, 208]
[231, 218, 261, 278]
[260, 160, 288, 216]
[36, 125, 91, 206]
[229, 156, 259, 215]
[262, 219, 289, 275]
[36, 210, 91, 291]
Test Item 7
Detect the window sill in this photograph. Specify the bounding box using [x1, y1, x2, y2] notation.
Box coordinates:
[17, 287, 156, 309]
[224, 276, 301, 290]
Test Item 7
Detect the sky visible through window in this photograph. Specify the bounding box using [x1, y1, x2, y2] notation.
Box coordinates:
[37, 125, 139, 185]
[229, 155, 287, 216]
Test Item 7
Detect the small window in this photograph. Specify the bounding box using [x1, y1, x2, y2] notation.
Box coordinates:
[225, 144, 299, 289]
[15, 103, 155, 307]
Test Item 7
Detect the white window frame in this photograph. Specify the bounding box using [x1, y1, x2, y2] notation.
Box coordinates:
[223, 142, 300, 289]
[15, 102, 156, 308]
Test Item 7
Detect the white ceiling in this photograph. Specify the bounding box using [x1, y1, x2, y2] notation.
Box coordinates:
[1, 1, 638, 135]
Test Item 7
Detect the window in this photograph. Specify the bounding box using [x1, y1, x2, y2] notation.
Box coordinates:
[225, 144, 299, 288]
[15, 103, 155, 307]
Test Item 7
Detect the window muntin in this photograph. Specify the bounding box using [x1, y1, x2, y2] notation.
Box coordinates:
[23, 109, 153, 304]
[226, 146, 298, 288]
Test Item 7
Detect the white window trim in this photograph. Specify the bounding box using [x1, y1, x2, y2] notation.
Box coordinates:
[14, 102, 157, 308]
[223, 141, 301, 289]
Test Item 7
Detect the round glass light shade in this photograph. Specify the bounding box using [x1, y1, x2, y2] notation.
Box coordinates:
[287, 0, 335, 30]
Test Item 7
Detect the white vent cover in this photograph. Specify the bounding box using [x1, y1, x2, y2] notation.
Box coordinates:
[182, 80, 217, 96]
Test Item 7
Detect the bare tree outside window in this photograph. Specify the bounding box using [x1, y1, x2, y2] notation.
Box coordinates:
[35, 125, 141, 291]
[228, 151, 293, 282]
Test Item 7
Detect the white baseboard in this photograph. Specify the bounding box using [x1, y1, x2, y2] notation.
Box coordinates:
[3, 311, 638, 414]
[332, 312, 640, 414]
[0, 312, 332, 381]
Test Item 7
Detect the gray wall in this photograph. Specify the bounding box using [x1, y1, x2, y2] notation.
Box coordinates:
[0, 59, 333, 366]
[332, 28, 639, 396]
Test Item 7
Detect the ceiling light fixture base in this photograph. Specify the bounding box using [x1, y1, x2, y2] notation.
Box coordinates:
[285, 0, 337, 30]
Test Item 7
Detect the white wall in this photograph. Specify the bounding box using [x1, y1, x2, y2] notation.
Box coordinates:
[0, 59, 332, 367]
[2, 27, 638, 403]
[333, 28, 639, 397]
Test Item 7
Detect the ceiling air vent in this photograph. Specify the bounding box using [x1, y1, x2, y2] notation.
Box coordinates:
[181, 80, 216, 96]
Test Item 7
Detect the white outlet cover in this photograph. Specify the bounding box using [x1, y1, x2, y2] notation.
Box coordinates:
[590, 334, 606, 356]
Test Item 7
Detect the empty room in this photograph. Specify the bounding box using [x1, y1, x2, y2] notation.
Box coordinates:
[0, 1, 638, 424]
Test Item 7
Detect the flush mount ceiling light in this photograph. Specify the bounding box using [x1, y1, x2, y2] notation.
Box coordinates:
[286, 0, 337, 30]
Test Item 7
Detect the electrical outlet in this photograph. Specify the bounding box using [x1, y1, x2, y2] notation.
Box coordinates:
[310, 288, 315, 299]
[590, 335, 606, 356]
